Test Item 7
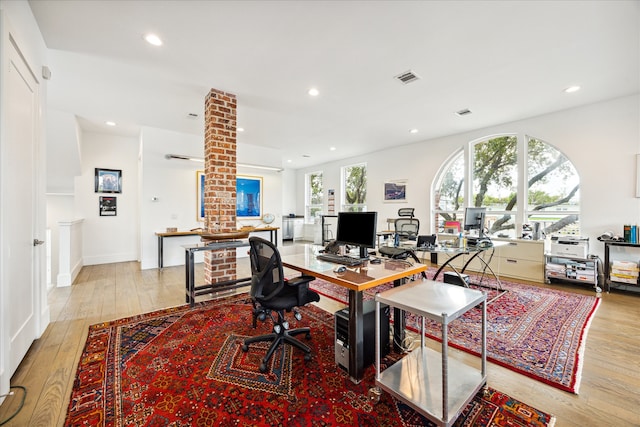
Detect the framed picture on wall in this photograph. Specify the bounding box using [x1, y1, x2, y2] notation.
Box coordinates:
[95, 168, 122, 193]
[99, 196, 117, 216]
[384, 180, 407, 202]
[237, 175, 263, 219]
[196, 170, 205, 221]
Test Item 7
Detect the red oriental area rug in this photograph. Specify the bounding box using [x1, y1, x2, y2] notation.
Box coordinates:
[308, 269, 600, 394]
[65, 294, 555, 426]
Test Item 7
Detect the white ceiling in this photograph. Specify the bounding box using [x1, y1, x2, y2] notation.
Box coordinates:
[29, 0, 640, 169]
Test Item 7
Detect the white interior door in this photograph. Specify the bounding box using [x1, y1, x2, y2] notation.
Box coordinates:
[4, 35, 39, 376]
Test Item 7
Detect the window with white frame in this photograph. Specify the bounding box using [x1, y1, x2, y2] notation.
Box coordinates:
[305, 171, 323, 221]
[342, 163, 367, 212]
[434, 135, 580, 238]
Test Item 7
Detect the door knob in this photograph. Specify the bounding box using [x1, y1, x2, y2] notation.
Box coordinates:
[33, 239, 45, 246]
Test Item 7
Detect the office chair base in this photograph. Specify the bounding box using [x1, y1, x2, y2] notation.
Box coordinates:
[242, 327, 312, 373]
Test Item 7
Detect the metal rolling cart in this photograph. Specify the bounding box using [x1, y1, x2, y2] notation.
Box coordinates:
[373, 280, 487, 427]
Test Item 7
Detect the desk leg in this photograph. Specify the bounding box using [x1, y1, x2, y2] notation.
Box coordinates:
[158, 236, 164, 270]
[347, 289, 364, 383]
[393, 278, 405, 352]
[185, 249, 195, 306]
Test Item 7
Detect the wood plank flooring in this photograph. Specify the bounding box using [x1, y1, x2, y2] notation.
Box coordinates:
[1, 244, 639, 426]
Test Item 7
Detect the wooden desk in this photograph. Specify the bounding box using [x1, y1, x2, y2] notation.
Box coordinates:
[155, 227, 279, 269]
[281, 246, 427, 382]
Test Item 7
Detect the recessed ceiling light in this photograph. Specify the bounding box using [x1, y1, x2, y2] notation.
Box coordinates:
[410, 129, 418, 134]
[144, 33, 163, 46]
[287, 159, 292, 163]
[105, 121, 116, 126]
[329, 147, 336, 151]
[308, 88, 319, 97]
[237, 127, 244, 132]
[564, 85, 581, 93]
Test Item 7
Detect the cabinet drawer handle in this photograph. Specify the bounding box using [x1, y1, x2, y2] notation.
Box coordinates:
[508, 242, 517, 246]
[506, 259, 518, 263]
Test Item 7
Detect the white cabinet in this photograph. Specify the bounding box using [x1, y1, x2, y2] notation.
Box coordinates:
[495, 240, 544, 282]
[436, 239, 544, 283]
[293, 218, 304, 241]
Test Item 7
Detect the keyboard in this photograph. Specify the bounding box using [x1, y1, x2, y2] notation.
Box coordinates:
[316, 253, 364, 266]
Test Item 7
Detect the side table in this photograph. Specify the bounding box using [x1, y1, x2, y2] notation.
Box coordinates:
[374, 280, 487, 427]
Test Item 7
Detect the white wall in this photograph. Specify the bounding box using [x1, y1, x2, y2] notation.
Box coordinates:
[75, 131, 140, 265]
[138, 127, 286, 269]
[46, 194, 75, 285]
[46, 109, 80, 193]
[295, 95, 640, 261]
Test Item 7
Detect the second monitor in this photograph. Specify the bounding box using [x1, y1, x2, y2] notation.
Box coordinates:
[336, 211, 378, 259]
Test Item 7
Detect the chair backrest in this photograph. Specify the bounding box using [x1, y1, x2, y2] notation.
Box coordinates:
[397, 208, 415, 218]
[248, 237, 285, 301]
[395, 217, 420, 239]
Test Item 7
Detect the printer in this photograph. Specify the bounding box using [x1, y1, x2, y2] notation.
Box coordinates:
[549, 236, 589, 258]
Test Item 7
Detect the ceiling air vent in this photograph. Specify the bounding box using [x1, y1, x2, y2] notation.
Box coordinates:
[394, 70, 420, 85]
[455, 108, 472, 116]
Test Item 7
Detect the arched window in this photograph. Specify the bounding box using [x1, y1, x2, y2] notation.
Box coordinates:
[433, 135, 580, 238]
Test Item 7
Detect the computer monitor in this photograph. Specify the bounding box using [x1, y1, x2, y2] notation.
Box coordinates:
[336, 211, 378, 259]
[464, 207, 486, 238]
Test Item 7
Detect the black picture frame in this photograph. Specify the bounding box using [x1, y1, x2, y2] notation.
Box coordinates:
[95, 168, 122, 193]
[99, 196, 117, 216]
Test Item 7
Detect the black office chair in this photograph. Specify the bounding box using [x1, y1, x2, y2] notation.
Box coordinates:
[242, 237, 320, 372]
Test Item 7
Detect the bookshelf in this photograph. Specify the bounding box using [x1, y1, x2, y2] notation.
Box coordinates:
[603, 241, 640, 293]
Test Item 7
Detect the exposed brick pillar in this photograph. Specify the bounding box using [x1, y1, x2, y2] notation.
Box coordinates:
[204, 89, 237, 285]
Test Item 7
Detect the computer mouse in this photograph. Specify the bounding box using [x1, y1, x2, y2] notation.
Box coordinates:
[334, 266, 347, 273]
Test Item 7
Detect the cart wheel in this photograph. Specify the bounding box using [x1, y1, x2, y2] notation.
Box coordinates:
[367, 387, 382, 404]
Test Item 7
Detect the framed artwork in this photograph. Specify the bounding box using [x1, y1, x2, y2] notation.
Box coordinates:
[196, 170, 205, 221]
[237, 175, 263, 219]
[384, 180, 407, 202]
[95, 168, 122, 193]
[99, 196, 117, 216]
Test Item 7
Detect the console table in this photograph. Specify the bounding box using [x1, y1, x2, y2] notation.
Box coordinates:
[183, 239, 252, 306]
[155, 227, 278, 269]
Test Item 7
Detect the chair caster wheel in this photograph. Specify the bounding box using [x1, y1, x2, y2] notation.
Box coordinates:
[259, 363, 267, 373]
[304, 353, 311, 361]
[241, 344, 248, 352]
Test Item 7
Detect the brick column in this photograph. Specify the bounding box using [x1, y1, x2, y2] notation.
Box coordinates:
[204, 89, 237, 284]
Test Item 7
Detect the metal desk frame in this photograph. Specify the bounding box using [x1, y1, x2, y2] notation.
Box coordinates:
[183, 239, 252, 306]
[415, 243, 506, 304]
[281, 248, 427, 382]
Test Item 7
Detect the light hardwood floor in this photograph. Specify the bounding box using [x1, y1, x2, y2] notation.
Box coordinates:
[1, 243, 639, 426]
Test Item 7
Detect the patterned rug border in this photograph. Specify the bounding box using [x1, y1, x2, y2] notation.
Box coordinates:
[308, 273, 601, 394]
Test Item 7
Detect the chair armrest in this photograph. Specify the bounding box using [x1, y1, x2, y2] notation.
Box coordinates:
[286, 275, 316, 304]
